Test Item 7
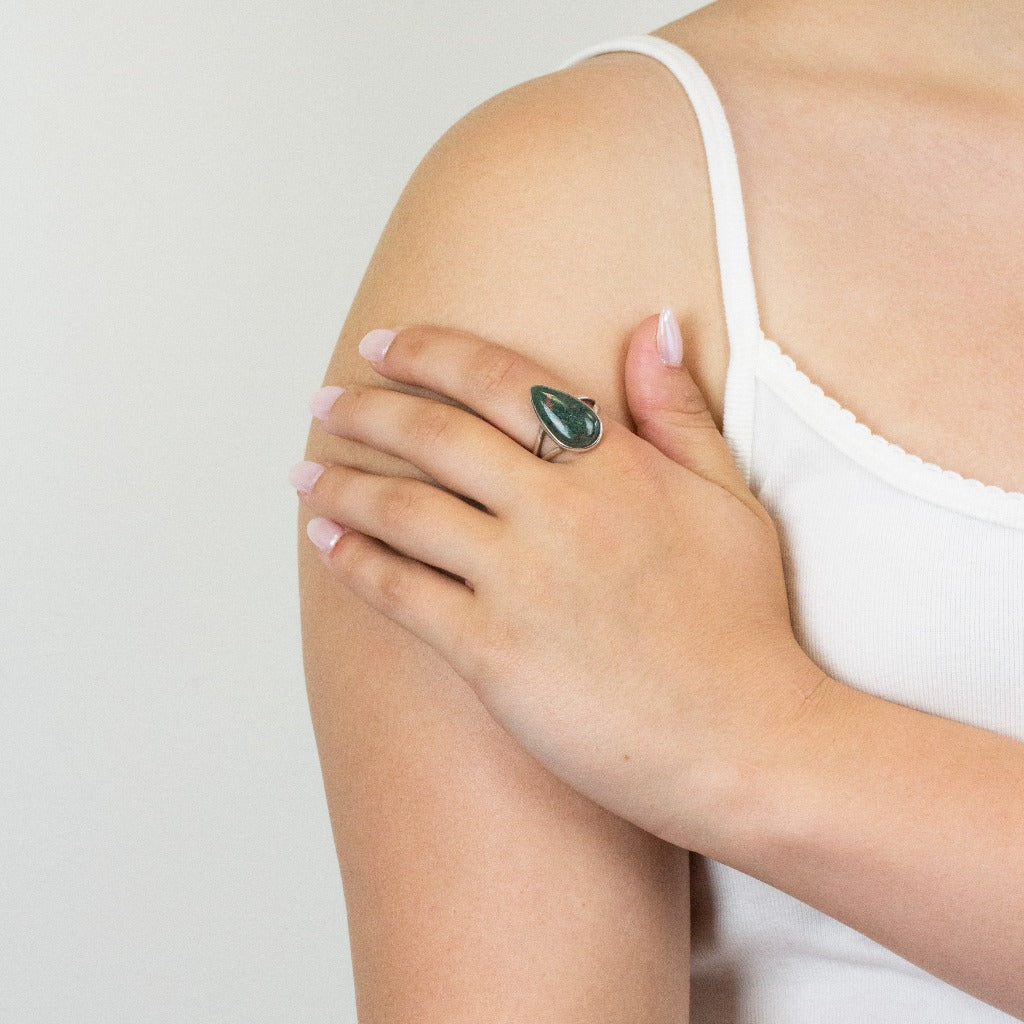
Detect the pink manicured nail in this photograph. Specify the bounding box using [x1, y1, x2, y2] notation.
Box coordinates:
[307, 516, 348, 553]
[657, 306, 684, 366]
[310, 385, 345, 421]
[358, 328, 397, 362]
[288, 460, 325, 495]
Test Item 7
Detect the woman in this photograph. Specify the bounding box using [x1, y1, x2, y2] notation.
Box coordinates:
[292, 1, 1024, 1019]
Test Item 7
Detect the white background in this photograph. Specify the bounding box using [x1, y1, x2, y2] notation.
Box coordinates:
[1, 2, 704, 1020]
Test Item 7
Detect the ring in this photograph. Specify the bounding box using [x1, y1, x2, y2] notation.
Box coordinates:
[530, 385, 603, 462]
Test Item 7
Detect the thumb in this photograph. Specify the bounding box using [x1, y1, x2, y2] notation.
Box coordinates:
[624, 307, 752, 504]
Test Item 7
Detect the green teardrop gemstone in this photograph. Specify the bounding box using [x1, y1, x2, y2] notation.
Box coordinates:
[530, 386, 602, 450]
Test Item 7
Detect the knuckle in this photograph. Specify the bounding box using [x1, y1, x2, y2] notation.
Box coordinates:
[327, 527, 364, 576]
[541, 475, 625, 553]
[590, 422, 663, 487]
[374, 479, 418, 529]
[343, 385, 377, 429]
[644, 402, 717, 435]
[394, 324, 436, 363]
[407, 401, 456, 449]
[375, 563, 410, 611]
[473, 346, 524, 400]
[535, 475, 597, 532]
[330, 529, 410, 613]
[613, 432, 665, 485]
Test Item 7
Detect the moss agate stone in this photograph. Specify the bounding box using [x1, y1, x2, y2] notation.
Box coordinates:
[530, 386, 602, 450]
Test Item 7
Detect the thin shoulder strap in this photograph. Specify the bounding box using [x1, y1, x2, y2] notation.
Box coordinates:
[556, 33, 763, 483]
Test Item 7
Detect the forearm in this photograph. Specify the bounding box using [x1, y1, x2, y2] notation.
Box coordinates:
[707, 672, 1024, 1019]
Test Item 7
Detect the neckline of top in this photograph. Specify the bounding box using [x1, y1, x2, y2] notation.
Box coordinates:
[755, 330, 1024, 530]
[636, 33, 1024, 530]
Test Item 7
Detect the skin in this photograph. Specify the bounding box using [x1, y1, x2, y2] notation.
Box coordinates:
[296, 1, 1024, 1018]
[654, 0, 1024, 494]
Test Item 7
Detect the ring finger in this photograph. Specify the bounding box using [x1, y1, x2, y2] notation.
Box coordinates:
[316, 383, 546, 517]
[362, 324, 604, 458]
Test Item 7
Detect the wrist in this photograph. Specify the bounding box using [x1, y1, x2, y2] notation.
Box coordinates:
[690, 646, 862, 869]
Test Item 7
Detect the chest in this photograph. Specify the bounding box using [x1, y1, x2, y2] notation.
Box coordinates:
[718, 73, 1024, 496]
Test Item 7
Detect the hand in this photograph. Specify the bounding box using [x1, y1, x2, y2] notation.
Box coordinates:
[291, 313, 829, 852]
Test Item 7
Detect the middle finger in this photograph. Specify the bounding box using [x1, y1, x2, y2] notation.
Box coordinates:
[319, 384, 546, 516]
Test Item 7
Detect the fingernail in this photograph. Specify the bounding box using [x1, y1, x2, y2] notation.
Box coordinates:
[288, 460, 325, 495]
[657, 306, 683, 366]
[310, 385, 345, 421]
[358, 328, 398, 362]
[307, 516, 348, 553]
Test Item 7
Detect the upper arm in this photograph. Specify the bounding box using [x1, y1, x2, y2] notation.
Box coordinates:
[299, 54, 717, 1021]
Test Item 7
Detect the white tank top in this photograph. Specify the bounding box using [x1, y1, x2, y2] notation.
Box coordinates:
[557, 34, 1024, 1023]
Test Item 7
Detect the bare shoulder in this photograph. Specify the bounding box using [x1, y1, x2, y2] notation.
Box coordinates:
[318, 41, 730, 460]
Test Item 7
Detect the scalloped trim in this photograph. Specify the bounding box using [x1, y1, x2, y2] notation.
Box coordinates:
[754, 331, 1024, 527]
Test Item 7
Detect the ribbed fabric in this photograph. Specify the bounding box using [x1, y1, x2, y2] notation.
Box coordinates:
[558, 35, 1024, 1023]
